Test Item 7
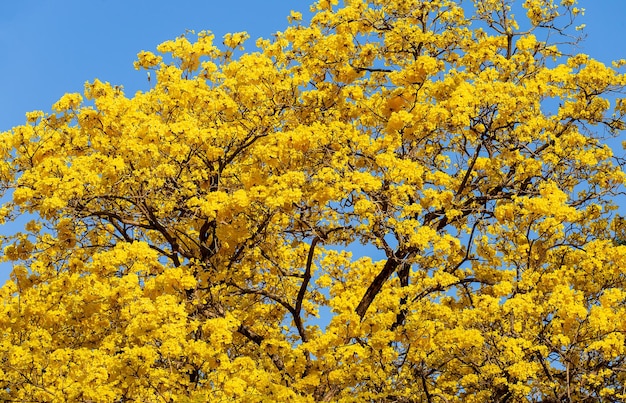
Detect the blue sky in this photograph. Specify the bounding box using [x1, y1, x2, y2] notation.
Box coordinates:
[0, 0, 300, 129]
[0, 0, 624, 284]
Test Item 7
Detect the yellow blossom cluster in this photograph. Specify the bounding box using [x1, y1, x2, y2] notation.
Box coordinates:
[0, 0, 625, 401]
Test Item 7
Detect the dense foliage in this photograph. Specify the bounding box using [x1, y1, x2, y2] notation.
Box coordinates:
[1, 0, 626, 401]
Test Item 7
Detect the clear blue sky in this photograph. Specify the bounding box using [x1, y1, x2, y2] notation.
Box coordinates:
[0, 1, 624, 283]
[0, 0, 300, 129]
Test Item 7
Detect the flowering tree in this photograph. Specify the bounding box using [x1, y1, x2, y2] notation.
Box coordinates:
[1, 0, 626, 401]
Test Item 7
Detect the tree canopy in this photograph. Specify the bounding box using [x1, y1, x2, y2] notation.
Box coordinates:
[1, 0, 626, 401]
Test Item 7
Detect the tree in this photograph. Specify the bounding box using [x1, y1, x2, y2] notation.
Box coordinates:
[1, 0, 626, 401]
